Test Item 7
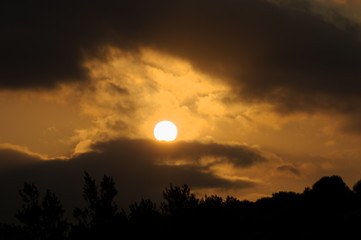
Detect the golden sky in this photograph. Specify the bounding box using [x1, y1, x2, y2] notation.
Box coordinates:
[1, 0, 361, 222]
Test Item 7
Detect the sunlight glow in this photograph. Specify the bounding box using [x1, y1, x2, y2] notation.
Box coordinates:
[154, 121, 178, 142]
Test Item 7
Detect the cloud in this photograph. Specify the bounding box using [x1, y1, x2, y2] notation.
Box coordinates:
[0, 138, 264, 222]
[2, 0, 361, 134]
[0, 148, 40, 169]
[277, 165, 301, 176]
[1, 0, 360, 93]
[0, 144, 45, 169]
[0, 0, 361, 127]
[140, 140, 268, 168]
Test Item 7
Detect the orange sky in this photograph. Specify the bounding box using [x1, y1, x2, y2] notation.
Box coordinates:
[1, 0, 361, 222]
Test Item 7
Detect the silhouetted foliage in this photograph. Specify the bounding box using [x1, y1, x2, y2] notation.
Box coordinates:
[128, 198, 163, 237]
[16, 183, 41, 235]
[308, 175, 353, 216]
[15, 183, 68, 240]
[2, 174, 361, 239]
[70, 172, 125, 240]
[200, 194, 223, 208]
[129, 198, 159, 223]
[161, 184, 198, 215]
[353, 179, 361, 195]
[311, 175, 351, 197]
[41, 190, 69, 239]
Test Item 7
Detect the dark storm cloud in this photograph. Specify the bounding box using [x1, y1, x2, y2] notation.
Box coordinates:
[2, 0, 361, 128]
[1, 0, 359, 91]
[0, 138, 261, 222]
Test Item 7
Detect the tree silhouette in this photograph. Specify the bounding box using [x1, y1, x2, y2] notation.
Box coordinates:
[310, 175, 352, 211]
[129, 198, 159, 223]
[200, 194, 223, 208]
[128, 198, 162, 237]
[352, 179, 361, 195]
[16, 182, 68, 240]
[3, 174, 361, 239]
[160, 184, 200, 237]
[16, 183, 41, 236]
[311, 175, 351, 197]
[71, 172, 125, 239]
[161, 184, 198, 216]
[41, 190, 68, 239]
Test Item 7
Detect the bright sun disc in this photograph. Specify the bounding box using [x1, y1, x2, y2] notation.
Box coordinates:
[154, 121, 178, 142]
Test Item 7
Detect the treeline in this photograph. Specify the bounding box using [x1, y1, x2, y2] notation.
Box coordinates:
[1, 173, 361, 239]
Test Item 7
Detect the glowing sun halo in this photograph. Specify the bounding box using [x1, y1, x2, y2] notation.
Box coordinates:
[154, 121, 178, 142]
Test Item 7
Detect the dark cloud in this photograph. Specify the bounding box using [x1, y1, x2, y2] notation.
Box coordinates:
[107, 82, 129, 95]
[277, 165, 301, 176]
[0, 0, 359, 90]
[0, 138, 262, 222]
[93, 139, 267, 168]
[2, 0, 361, 128]
[0, 147, 42, 169]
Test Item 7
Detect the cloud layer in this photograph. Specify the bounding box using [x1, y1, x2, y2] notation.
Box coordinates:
[2, 0, 361, 127]
[0, 138, 268, 222]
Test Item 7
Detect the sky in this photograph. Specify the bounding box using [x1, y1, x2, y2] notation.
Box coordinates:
[1, 0, 361, 222]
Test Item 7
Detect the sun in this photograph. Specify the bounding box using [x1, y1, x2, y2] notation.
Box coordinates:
[154, 120, 178, 142]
